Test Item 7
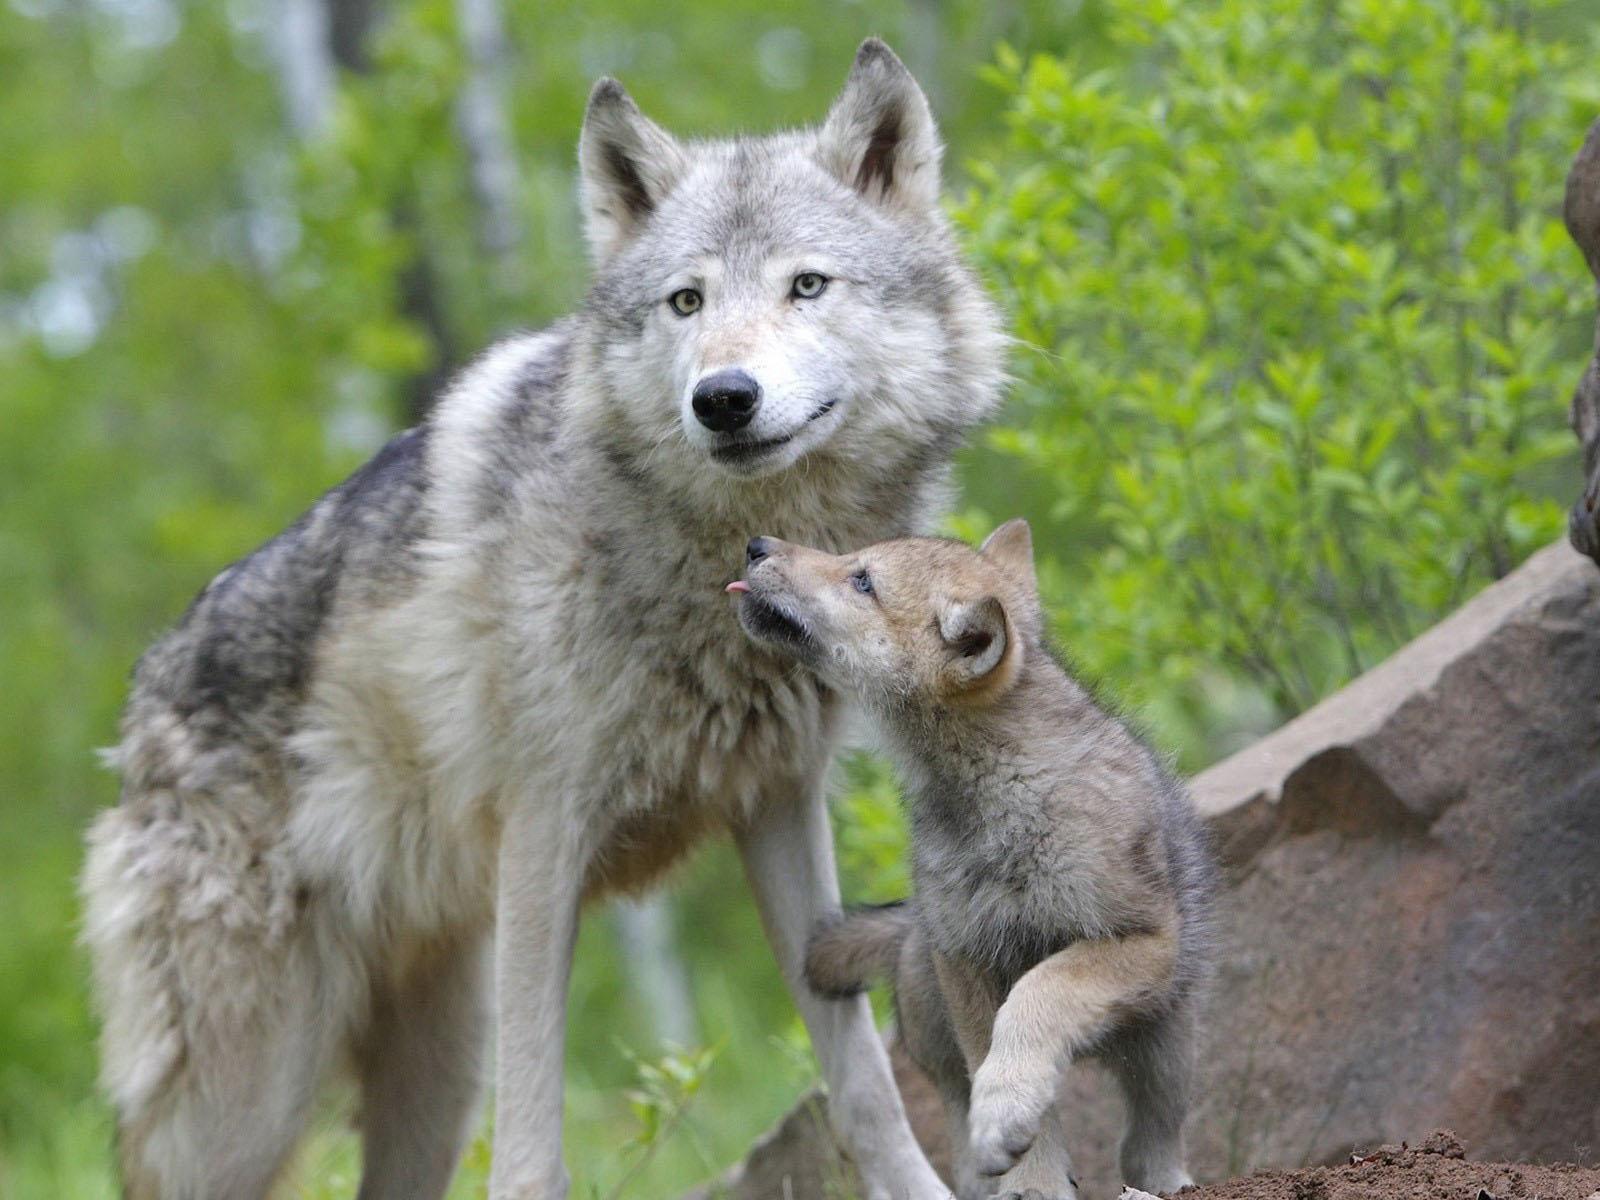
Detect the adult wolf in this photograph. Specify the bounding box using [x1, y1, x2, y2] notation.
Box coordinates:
[81, 37, 1003, 1200]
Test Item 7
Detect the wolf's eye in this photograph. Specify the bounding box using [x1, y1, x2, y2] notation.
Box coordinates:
[668, 288, 702, 317]
[850, 569, 874, 596]
[791, 272, 829, 300]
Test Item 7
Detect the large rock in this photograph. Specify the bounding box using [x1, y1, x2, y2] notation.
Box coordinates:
[686, 542, 1600, 1198]
[1108, 539, 1600, 1189]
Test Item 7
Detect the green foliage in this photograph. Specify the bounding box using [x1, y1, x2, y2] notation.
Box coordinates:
[4, 0, 1598, 1194]
[956, 0, 1598, 760]
[832, 753, 913, 905]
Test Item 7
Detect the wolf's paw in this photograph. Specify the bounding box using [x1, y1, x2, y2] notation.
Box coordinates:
[987, 1190, 1060, 1200]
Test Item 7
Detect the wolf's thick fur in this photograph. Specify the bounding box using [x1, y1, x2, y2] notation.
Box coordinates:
[733, 524, 1214, 1200]
[81, 40, 1003, 1200]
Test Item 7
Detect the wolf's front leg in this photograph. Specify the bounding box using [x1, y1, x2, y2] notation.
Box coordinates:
[490, 798, 587, 1200]
[735, 783, 952, 1200]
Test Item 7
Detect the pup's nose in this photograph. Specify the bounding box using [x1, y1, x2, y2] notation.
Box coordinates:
[693, 369, 761, 433]
[746, 537, 774, 566]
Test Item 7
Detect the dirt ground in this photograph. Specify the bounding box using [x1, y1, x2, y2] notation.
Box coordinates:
[1168, 1132, 1600, 1200]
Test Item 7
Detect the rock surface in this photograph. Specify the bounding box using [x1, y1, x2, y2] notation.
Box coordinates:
[685, 542, 1600, 1199]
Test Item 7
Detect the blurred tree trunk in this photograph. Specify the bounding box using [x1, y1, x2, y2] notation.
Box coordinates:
[615, 897, 701, 1049]
[325, 0, 377, 70]
[903, 0, 945, 115]
[269, 0, 458, 425]
[271, 0, 337, 138]
[454, 0, 524, 282]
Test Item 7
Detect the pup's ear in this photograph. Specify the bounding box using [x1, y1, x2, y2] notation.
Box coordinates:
[979, 518, 1038, 599]
[578, 79, 686, 260]
[937, 595, 1012, 693]
[817, 39, 942, 213]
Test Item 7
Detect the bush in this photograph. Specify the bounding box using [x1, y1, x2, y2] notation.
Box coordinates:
[953, 0, 1600, 764]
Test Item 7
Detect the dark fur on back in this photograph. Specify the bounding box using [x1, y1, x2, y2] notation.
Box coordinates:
[126, 425, 432, 763]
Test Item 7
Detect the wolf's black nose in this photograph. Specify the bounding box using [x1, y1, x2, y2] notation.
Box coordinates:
[746, 537, 773, 565]
[693, 369, 761, 433]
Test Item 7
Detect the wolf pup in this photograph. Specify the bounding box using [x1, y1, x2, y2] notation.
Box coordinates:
[728, 521, 1213, 1200]
[80, 40, 1004, 1200]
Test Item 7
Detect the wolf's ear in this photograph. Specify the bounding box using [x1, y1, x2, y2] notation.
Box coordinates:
[937, 595, 1013, 694]
[817, 39, 942, 213]
[979, 518, 1037, 598]
[578, 79, 686, 260]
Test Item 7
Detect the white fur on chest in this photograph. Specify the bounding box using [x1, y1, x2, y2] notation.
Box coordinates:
[285, 538, 834, 946]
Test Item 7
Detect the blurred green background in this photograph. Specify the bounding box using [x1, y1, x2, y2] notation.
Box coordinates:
[2, 0, 1597, 1195]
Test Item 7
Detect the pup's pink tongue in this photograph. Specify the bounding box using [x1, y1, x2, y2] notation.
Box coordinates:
[725, 580, 750, 594]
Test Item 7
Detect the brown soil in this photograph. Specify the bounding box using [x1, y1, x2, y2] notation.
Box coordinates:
[1173, 1132, 1600, 1200]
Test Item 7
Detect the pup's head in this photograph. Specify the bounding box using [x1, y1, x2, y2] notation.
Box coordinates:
[574, 39, 1003, 482]
[728, 519, 1040, 707]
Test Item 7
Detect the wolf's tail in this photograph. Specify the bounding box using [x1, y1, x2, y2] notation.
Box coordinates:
[804, 901, 914, 998]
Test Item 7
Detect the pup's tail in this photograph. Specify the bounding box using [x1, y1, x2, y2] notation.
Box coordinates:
[804, 901, 914, 998]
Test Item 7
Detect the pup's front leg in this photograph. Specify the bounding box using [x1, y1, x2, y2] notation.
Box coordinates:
[490, 797, 588, 1200]
[967, 927, 1178, 1181]
[736, 781, 952, 1200]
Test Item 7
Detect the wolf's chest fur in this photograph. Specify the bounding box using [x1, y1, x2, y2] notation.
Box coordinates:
[286, 525, 847, 933]
[320, 443, 903, 912]
[576, 569, 835, 815]
[574, 615, 836, 895]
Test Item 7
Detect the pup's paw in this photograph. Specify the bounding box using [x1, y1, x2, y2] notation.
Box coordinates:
[968, 1070, 1055, 1179]
[987, 1189, 1058, 1200]
[1122, 1171, 1193, 1197]
[967, 1101, 1040, 1178]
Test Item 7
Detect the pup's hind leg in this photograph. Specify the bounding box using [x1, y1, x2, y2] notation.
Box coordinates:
[893, 934, 984, 1199]
[1107, 1007, 1196, 1194]
[989, 1109, 1079, 1200]
[354, 932, 490, 1200]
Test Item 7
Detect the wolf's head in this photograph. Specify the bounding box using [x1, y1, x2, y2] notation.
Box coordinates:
[727, 519, 1042, 708]
[573, 40, 1004, 490]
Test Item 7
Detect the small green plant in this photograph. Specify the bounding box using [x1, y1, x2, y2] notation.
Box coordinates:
[594, 1042, 720, 1200]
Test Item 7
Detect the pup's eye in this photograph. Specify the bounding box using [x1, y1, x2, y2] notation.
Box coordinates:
[850, 569, 874, 596]
[668, 288, 702, 317]
[791, 272, 829, 300]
